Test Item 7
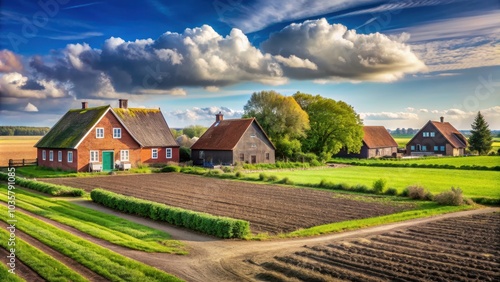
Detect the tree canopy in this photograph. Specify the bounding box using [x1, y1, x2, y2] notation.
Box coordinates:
[182, 125, 207, 138]
[243, 90, 309, 159]
[293, 92, 364, 158]
[469, 111, 493, 155]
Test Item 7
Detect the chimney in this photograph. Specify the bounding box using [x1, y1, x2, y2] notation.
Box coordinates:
[215, 111, 224, 122]
[440, 116, 444, 123]
[82, 102, 88, 109]
[119, 99, 128, 109]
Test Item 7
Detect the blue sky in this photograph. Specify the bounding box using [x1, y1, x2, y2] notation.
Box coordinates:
[0, 0, 499, 130]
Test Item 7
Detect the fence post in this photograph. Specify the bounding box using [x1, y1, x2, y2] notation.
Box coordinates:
[9, 159, 12, 168]
[22, 159, 25, 166]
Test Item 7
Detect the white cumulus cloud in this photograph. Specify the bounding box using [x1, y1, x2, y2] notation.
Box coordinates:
[23, 102, 38, 112]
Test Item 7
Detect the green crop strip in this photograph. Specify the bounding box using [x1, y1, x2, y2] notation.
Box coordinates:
[0, 227, 87, 282]
[0, 205, 183, 282]
[0, 186, 185, 254]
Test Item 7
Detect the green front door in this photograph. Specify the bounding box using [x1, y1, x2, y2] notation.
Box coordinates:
[102, 151, 114, 171]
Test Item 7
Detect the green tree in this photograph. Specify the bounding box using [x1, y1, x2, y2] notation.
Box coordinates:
[183, 125, 207, 138]
[243, 90, 309, 160]
[469, 111, 493, 155]
[293, 92, 364, 159]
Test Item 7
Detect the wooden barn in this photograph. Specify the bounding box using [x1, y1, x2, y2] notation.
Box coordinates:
[336, 126, 398, 158]
[406, 117, 467, 156]
[190, 112, 275, 166]
[35, 99, 179, 172]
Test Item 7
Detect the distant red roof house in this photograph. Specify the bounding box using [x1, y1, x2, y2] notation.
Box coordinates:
[35, 99, 179, 172]
[406, 117, 467, 156]
[337, 126, 398, 158]
[190, 112, 275, 166]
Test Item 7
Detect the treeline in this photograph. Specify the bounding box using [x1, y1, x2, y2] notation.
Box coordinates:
[0, 126, 50, 136]
[389, 128, 418, 135]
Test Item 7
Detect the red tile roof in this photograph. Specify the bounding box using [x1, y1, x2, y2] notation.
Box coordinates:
[191, 118, 255, 150]
[430, 121, 467, 148]
[363, 126, 398, 148]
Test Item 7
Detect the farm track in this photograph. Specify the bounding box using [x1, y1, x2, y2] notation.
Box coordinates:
[59, 199, 500, 282]
[246, 212, 500, 281]
[44, 173, 412, 234]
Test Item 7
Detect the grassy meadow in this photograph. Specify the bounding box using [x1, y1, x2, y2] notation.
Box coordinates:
[331, 155, 500, 168]
[246, 166, 500, 199]
[0, 136, 41, 167]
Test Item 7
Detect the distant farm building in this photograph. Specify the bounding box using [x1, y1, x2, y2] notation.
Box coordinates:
[336, 126, 398, 158]
[190, 112, 275, 166]
[35, 99, 179, 172]
[406, 117, 467, 156]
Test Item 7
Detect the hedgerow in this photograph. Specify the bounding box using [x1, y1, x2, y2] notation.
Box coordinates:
[0, 172, 84, 196]
[90, 189, 250, 238]
[328, 160, 500, 171]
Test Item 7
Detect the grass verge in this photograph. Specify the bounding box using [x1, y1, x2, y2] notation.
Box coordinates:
[14, 166, 156, 178]
[0, 205, 183, 282]
[0, 228, 87, 282]
[0, 185, 185, 254]
[249, 202, 474, 239]
[0, 263, 24, 282]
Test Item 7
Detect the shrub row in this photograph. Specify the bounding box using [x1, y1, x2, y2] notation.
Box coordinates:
[0, 172, 84, 196]
[330, 161, 500, 171]
[90, 189, 250, 238]
[242, 161, 313, 170]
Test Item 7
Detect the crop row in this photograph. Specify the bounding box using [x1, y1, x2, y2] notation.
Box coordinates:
[0, 171, 83, 196]
[90, 188, 250, 238]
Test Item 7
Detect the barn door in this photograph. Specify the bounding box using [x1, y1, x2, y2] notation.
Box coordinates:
[251, 155, 256, 164]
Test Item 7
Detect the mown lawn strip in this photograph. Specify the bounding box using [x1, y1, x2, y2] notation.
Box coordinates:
[0, 185, 185, 254]
[0, 205, 183, 282]
[279, 203, 473, 238]
[0, 262, 24, 282]
[0, 227, 87, 282]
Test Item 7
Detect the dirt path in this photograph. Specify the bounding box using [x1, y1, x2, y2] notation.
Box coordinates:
[69, 199, 500, 281]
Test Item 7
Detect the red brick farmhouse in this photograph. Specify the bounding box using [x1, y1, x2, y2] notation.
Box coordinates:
[35, 99, 179, 172]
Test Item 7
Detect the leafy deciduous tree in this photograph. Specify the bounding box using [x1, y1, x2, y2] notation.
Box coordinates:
[293, 92, 364, 159]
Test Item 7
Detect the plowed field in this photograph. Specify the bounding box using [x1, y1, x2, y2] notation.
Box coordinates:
[44, 174, 414, 234]
[251, 212, 500, 281]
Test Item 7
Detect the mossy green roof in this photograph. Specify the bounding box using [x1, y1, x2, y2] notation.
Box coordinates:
[35, 106, 110, 149]
[113, 108, 177, 147]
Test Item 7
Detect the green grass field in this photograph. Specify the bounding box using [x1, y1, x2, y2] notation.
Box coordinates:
[331, 156, 500, 168]
[246, 166, 500, 199]
[0, 205, 183, 282]
[0, 185, 185, 254]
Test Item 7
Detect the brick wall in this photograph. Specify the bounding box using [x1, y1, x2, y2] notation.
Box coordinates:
[76, 111, 141, 172]
[37, 148, 78, 171]
[140, 147, 179, 164]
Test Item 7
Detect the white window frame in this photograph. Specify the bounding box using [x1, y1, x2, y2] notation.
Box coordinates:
[166, 148, 172, 159]
[96, 128, 104, 138]
[49, 150, 54, 161]
[58, 151, 62, 162]
[152, 148, 158, 159]
[90, 150, 99, 162]
[423, 132, 429, 137]
[430, 132, 435, 137]
[42, 150, 46, 161]
[120, 150, 129, 161]
[67, 151, 73, 163]
[113, 128, 121, 139]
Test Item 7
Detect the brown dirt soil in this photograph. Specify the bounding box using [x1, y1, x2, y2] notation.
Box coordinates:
[44, 173, 413, 234]
[244, 211, 500, 281]
[53, 203, 500, 282]
[0, 240, 44, 282]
